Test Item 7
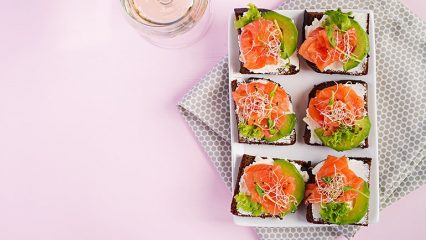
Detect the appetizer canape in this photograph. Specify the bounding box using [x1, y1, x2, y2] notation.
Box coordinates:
[234, 4, 299, 75]
[231, 155, 309, 218]
[303, 80, 371, 151]
[232, 78, 296, 145]
[300, 9, 369, 75]
[305, 155, 371, 225]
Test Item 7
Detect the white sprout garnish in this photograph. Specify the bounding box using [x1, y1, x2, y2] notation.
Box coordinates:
[259, 168, 297, 215]
[235, 83, 286, 131]
[314, 85, 366, 127]
[315, 164, 346, 205]
[315, 29, 359, 64]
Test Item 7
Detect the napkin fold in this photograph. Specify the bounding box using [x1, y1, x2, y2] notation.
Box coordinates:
[178, 0, 426, 239]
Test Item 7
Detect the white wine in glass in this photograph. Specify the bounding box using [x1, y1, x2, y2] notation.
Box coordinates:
[121, 0, 211, 48]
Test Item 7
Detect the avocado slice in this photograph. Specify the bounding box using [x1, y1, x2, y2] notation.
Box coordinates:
[261, 11, 298, 59]
[273, 159, 306, 214]
[314, 116, 371, 151]
[339, 181, 370, 224]
[343, 19, 369, 71]
[264, 114, 296, 142]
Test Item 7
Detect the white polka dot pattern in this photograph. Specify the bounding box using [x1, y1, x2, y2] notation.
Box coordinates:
[178, 0, 426, 239]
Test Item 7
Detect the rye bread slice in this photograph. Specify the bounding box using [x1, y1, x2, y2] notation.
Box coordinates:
[302, 10, 369, 75]
[234, 8, 299, 75]
[303, 80, 369, 149]
[306, 157, 371, 226]
[231, 154, 310, 218]
[232, 78, 296, 145]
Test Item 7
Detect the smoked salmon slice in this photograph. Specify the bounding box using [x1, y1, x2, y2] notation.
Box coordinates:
[308, 84, 365, 135]
[299, 28, 357, 71]
[304, 155, 365, 204]
[240, 19, 282, 69]
[244, 163, 296, 215]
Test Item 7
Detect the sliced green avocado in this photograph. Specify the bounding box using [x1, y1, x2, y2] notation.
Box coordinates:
[314, 116, 371, 151]
[261, 11, 298, 59]
[343, 19, 369, 71]
[273, 159, 306, 215]
[264, 114, 296, 142]
[339, 181, 370, 224]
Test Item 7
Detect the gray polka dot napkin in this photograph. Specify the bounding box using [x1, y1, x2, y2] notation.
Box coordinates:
[178, 0, 426, 239]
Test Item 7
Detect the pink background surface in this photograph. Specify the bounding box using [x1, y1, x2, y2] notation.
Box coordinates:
[0, 0, 425, 239]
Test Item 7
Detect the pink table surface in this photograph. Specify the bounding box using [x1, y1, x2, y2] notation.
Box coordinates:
[0, 0, 424, 239]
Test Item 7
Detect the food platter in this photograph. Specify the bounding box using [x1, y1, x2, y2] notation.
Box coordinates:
[228, 9, 379, 227]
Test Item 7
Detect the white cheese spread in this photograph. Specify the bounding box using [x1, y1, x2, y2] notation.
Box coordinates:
[303, 109, 322, 144]
[248, 51, 300, 74]
[290, 161, 310, 182]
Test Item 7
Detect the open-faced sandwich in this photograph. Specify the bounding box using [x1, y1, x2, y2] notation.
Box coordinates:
[231, 154, 309, 218]
[300, 9, 369, 75]
[304, 155, 371, 225]
[303, 80, 371, 151]
[234, 4, 299, 75]
[232, 78, 296, 145]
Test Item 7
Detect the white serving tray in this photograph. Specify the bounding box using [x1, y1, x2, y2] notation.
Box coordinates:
[228, 9, 379, 227]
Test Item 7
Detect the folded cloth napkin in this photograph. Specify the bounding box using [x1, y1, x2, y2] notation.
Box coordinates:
[178, 0, 426, 239]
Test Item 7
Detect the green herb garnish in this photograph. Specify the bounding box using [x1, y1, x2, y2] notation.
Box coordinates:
[234, 193, 266, 216]
[267, 118, 277, 135]
[269, 84, 278, 97]
[255, 184, 265, 196]
[319, 202, 351, 224]
[239, 122, 264, 140]
[321, 176, 333, 184]
[267, 118, 274, 128]
[328, 90, 335, 106]
[322, 9, 354, 47]
[343, 186, 370, 199]
[234, 3, 262, 29]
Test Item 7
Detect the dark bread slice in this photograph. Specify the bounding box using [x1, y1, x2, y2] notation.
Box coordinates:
[234, 8, 299, 75]
[303, 80, 369, 149]
[232, 78, 296, 145]
[303, 10, 369, 75]
[306, 157, 371, 226]
[231, 154, 310, 218]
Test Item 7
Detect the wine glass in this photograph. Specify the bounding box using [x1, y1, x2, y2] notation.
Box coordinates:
[121, 0, 211, 48]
